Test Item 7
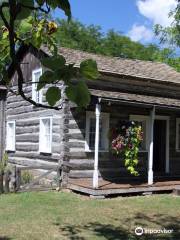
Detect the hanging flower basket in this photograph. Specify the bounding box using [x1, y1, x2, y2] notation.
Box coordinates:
[110, 121, 143, 176]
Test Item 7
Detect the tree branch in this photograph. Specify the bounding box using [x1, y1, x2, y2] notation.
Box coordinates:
[0, 2, 10, 30]
[5, 0, 62, 110]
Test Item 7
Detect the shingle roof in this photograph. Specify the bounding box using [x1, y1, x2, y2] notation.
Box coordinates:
[41, 47, 180, 84]
[90, 89, 180, 109]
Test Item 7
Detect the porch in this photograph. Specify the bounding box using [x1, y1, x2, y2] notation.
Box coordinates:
[67, 89, 180, 196]
[68, 177, 180, 197]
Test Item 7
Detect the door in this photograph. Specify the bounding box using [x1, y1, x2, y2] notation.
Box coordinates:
[153, 119, 166, 173]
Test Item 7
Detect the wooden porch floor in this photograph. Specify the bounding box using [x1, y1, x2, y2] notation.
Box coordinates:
[68, 178, 180, 197]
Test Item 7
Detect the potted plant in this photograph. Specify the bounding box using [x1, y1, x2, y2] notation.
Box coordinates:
[111, 121, 143, 176]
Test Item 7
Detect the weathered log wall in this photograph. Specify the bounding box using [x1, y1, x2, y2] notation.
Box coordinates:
[6, 50, 65, 171]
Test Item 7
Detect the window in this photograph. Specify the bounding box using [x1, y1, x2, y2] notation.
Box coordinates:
[85, 112, 109, 151]
[6, 121, 16, 151]
[39, 117, 52, 153]
[129, 115, 149, 151]
[32, 68, 42, 103]
[176, 118, 180, 151]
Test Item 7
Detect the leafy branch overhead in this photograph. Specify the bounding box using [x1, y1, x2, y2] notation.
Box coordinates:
[38, 55, 98, 107]
[0, 0, 99, 109]
[155, 1, 180, 47]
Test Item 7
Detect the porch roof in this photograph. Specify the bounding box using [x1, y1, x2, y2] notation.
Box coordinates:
[90, 89, 180, 109]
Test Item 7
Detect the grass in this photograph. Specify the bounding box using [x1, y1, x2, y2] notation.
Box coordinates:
[0, 192, 179, 240]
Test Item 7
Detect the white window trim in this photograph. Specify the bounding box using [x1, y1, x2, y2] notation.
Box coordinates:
[32, 68, 42, 103]
[176, 118, 180, 152]
[85, 111, 110, 152]
[39, 116, 52, 154]
[6, 120, 16, 151]
[129, 115, 150, 152]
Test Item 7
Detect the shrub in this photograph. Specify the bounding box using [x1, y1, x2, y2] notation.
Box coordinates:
[21, 171, 33, 184]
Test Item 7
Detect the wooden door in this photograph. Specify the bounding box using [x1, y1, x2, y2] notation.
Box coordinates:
[153, 120, 166, 173]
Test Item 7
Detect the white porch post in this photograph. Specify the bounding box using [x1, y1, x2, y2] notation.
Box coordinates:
[148, 106, 155, 185]
[93, 103, 101, 189]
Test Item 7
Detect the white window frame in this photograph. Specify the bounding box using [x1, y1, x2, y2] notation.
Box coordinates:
[32, 68, 42, 103]
[6, 120, 16, 151]
[39, 116, 52, 154]
[129, 115, 150, 152]
[85, 111, 109, 152]
[176, 118, 180, 151]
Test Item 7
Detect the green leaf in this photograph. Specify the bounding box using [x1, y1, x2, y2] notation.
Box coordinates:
[41, 55, 66, 71]
[46, 87, 61, 106]
[66, 81, 90, 108]
[65, 84, 77, 103]
[17, 0, 34, 20]
[57, 0, 71, 20]
[80, 59, 99, 80]
[54, 64, 76, 82]
[19, 19, 32, 34]
[37, 71, 55, 91]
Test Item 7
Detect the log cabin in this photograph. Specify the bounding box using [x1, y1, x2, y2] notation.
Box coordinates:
[1, 45, 180, 196]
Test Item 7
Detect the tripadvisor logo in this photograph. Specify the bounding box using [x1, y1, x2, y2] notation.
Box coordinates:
[135, 226, 173, 235]
[135, 227, 144, 236]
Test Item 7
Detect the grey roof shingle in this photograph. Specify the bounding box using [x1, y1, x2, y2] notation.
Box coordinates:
[41, 47, 180, 84]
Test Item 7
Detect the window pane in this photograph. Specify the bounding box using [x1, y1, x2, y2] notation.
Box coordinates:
[89, 118, 103, 150]
[33, 71, 41, 102]
[7, 122, 15, 150]
[89, 118, 95, 149]
[40, 118, 51, 153]
[34, 72, 41, 81]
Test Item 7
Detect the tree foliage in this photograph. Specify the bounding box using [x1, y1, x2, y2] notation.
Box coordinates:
[155, 0, 180, 47]
[0, 0, 99, 109]
[55, 19, 180, 71]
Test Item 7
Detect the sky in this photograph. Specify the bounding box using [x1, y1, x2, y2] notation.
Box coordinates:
[56, 0, 178, 45]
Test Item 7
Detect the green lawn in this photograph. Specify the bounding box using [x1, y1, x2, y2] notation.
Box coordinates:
[0, 192, 179, 240]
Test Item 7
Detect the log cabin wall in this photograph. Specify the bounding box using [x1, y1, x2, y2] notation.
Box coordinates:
[6, 50, 66, 170]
